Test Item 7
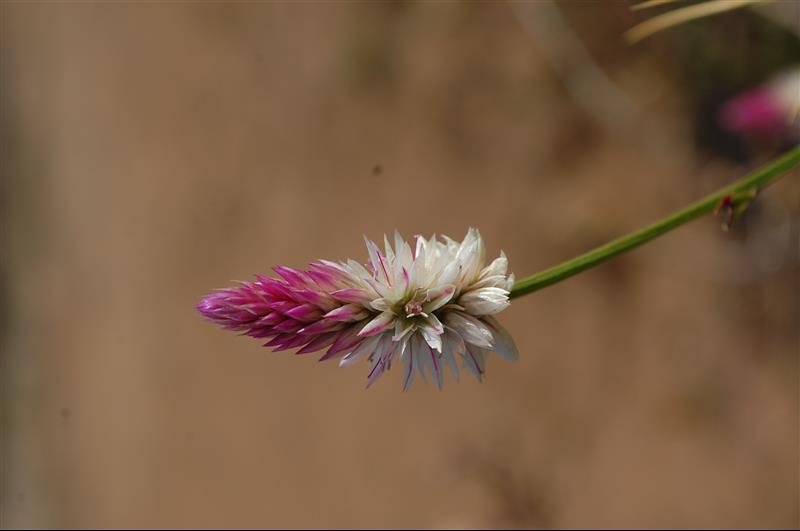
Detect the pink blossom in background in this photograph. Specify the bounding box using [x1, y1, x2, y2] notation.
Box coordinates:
[719, 67, 800, 140]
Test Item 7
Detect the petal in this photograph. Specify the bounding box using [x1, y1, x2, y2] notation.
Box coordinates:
[393, 231, 413, 271]
[330, 288, 373, 306]
[459, 287, 510, 316]
[483, 316, 519, 361]
[284, 303, 323, 323]
[255, 311, 284, 326]
[442, 325, 467, 356]
[455, 227, 485, 284]
[443, 311, 494, 348]
[383, 234, 395, 263]
[440, 329, 462, 382]
[246, 326, 280, 339]
[298, 319, 346, 336]
[345, 259, 378, 285]
[419, 323, 443, 352]
[366, 334, 398, 388]
[296, 332, 339, 354]
[469, 274, 511, 290]
[358, 310, 396, 337]
[305, 265, 341, 290]
[364, 236, 392, 285]
[462, 345, 486, 381]
[339, 333, 382, 367]
[505, 272, 515, 291]
[414, 234, 426, 261]
[324, 303, 370, 322]
[272, 266, 311, 288]
[480, 251, 508, 278]
[402, 335, 422, 391]
[422, 284, 455, 314]
[370, 298, 393, 312]
[435, 260, 461, 289]
[264, 333, 294, 348]
[291, 289, 338, 312]
[424, 342, 444, 390]
[320, 325, 364, 360]
[418, 313, 444, 352]
[393, 316, 416, 342]
[400, 267, 410, 294]
[268, 301, 297, 314]
[273, 319, 305, 334]
[272, 332, 314, 352]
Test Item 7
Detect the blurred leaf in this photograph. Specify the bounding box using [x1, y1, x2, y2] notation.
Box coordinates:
[625, 0, 773, 43]
[631, 0, 684, 11]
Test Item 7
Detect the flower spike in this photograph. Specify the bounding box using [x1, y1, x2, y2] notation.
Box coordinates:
[197, 228, 517, 389]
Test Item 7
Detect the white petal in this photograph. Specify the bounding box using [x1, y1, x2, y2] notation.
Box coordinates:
[443, 311, 494, 348]
[344, 259, 373, 281]
[481, 251, 508, 278]
[417, 337, 444, 390]
[339, 333, 381, 367]
[455, 228, 485, 284]
[469, 274, 511, 290]
[419, 317, 443, 352]
[425, 312, 444, 334]
[394, 333, 411, 360]
[461, 345, 485, 381]
[504, 272, 515, 291]
[366, 334, 398, 388]
[394, 231, 413, 270]
[459, 287, 510, 316]
[383, 234, 395, 262]
[442, 325, 466, 356]
[367, 237, 394, 287]
[370, 298, 393, 312]
[441, 347, 460, 383]
[393, 316, 416, 342]
[402, 334, 425, 391]
[358, 310, 396, 337]
[423, 284, 455, 313]
[436, 259, 461, 287]
[483, 316, 519, 361]
[414, 234, 426, 261]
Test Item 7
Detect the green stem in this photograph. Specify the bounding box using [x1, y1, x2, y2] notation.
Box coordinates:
[509, 146, 800, 299]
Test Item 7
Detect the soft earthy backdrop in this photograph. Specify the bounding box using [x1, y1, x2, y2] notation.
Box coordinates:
[2, 1, 798, 528]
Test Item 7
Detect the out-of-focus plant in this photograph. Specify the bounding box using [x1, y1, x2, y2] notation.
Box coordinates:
[625, 0, 774, 43]
[719, 67, 800, 141]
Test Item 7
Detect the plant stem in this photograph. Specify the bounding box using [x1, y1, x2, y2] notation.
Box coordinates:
[509, 146, 800, 299]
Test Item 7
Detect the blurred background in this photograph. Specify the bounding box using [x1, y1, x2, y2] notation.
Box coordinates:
[1, 1, 798, 528]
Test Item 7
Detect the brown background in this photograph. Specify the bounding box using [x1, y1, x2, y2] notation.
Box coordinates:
[2, 1, 798, 528]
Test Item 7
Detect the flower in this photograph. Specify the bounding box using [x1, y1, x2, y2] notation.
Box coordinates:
[197, 228, 518, 389]
[719, 67, 800, 141]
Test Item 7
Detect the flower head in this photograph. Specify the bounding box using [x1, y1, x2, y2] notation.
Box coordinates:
[197, 228, 518, 389]
[719, 67, 800, 141]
